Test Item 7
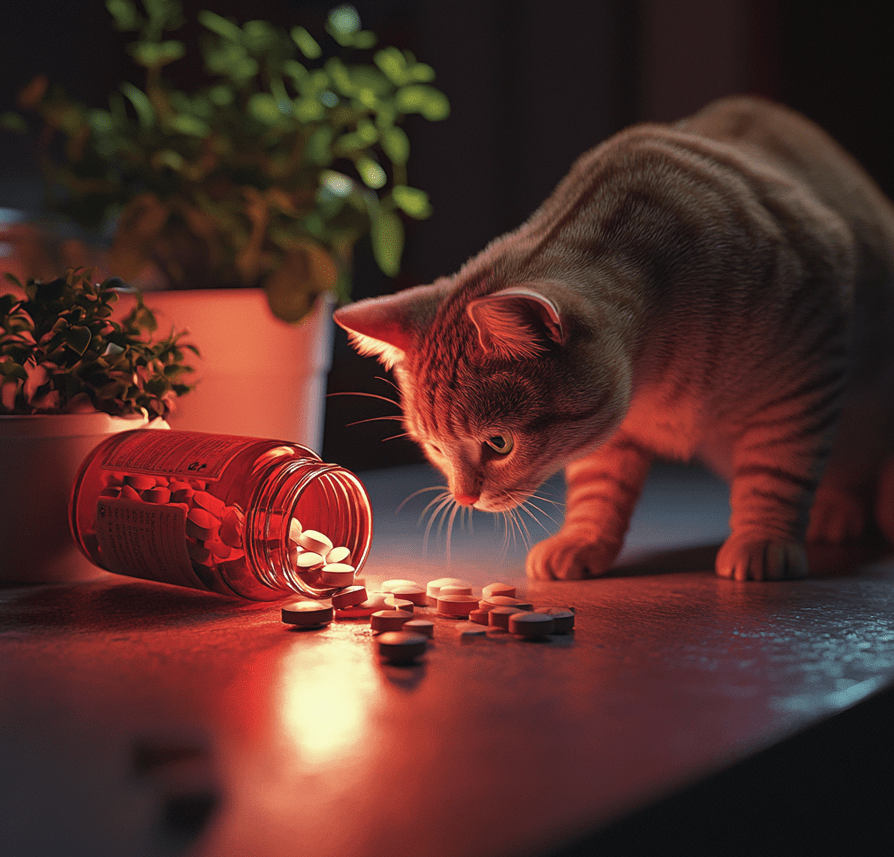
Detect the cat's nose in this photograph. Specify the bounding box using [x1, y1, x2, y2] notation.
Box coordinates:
[454, 491, 480, 506]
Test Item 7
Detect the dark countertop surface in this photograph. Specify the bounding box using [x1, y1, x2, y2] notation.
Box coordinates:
[3, 461, 894, 857]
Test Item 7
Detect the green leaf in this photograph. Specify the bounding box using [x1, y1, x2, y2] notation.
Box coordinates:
[0, 112, 28, 133]
[392, 185, 432, 218]
[380, 126, 410, 165]
[105, 0, 142, 31]
[128, 39, 185, 68]
[370, 210, 404, 276]
[326, 5, 362, 46]
[64, 325, 92, 356]
[167, 114, 210, 136]
[120, 82, 155, 128]
[197, 9, 242, 41]
[356, 156, 386, 189]
[247, 92, 283, 124]
[395, 84, 450, 121]
[291, 26, 321, 59]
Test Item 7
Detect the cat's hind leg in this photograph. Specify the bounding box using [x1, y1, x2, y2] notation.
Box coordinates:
[526, 434, 652, 580]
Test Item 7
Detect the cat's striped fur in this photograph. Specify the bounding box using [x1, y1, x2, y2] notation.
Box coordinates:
[334, 96, 894, 581]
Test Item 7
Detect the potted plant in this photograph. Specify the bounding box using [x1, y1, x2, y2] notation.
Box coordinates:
[0, 268, 196, 583]
[3, 2, 449, 443]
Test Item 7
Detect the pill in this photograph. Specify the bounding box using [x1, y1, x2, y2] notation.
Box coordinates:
[141, 486, 172, 504]
[335, 594, 389, 618]
[387, 584, 427, 606]
[538, 607, 575, 634]
[326, 545, 351, 564]
[439, 583, 473, 597]
[120, 484, 143, 502]
[376, 631, 427, 665]
[488, 606, 524, 630]
[99, 486, 121, 498]
[295, 551, 324, 569]
[331, 585, 368, 609]
[509, 612, 555, 638]
[171, 487, 195, 504]
[426, 577, 473, 605]
[383, 595, 415, 613]
[281, 600, 333, 627]
[218, 506, 244, 548]
[482, 582, 516, 599]
[320, 563, 355, 586]
[186, 539, 211, 564]
[436, 594, 480, 617]
[168, 479, 192, 492]
[192, 490, 226, 516]
[370, 610, 414, 633]
[481, 595, 533, 610]
[402, 619, 434, 638]
[124, 473, 156, 491]
[205, 538, 232, 559]
[288, 517, 303, 543]
[185, 507, 218, 540]
[469, 608, 492, 626]
[297, 529, 333, 554]
[381, 578, 422, 592]
[455, 621, 487, 639]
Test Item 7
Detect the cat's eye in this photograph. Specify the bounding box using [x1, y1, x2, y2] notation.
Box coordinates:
[485, 434, 513, 455]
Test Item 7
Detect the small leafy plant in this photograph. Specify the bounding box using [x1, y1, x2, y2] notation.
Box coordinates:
[4, 1, 449, 323]
[0, 269, 197, 419]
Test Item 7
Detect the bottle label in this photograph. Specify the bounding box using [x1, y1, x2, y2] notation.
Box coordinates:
[95, 497, 206, 589]
[101, 430, 261, 481]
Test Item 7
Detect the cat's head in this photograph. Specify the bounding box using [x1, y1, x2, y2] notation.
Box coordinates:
[333, 278, 632, 511]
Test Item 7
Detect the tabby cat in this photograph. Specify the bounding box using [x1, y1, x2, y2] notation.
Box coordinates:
[333, 96, 894, 582]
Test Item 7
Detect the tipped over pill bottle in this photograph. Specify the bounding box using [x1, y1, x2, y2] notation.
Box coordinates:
[69, 429, 373, 600]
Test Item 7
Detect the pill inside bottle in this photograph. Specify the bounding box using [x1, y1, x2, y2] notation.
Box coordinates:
[69, 429, 373, 600]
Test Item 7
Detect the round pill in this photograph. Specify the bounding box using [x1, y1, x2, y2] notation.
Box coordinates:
[488, 606, 524, 630]
[219, 506, 245, 548]
[370, 609, 414, 632]
[192, 490, 226, 516]
[381, 578, 422, 592]
[186, 539, 211, 564]
[376, 631, 427, 664]
[384, 595, 415, 613]
[320, 563, 355, 586]
[142, 487, 171, 504]
[185, 507, 218, 540]
[282, 600, 333, 627]
[387, 584, 427, 606]
[426, 577, 472, 596]
[331, 585, 368, 609]
[288, 517, 303, 543]
[469, 608, 491, 626]
[482, 582, 516, 599]
[295, 551, 324, 569]
[539, 607, 575, 634]
[326, 545, 352, 564]
[456, 621, 487, 639]
[171, 487, 194, 504]
[439, 583, 473, 597]
[437, 594, 480, 617]
[509, 612, 555, 638]
[481, 595, 534, 610]
[335, 593, 389, 618]
[297, 529, 333, 554]
[120, 484, 142, 502]
[124, 473, 155, 491]
[402, 619, 434, 638]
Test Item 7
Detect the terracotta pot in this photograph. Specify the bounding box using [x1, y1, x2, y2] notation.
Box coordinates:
[124, 289, 334, 449]
[0, 412, 163, 584]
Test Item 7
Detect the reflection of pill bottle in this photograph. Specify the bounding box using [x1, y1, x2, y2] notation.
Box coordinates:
[69, 429, 373, 600]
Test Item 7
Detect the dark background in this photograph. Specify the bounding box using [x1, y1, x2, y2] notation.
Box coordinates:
[2, 0, 891, 471]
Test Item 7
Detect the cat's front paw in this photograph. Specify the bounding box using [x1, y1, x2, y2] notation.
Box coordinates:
[715, 535, 808, 581]
[807, 485, 868, 542]
[526, 532, 621, 580]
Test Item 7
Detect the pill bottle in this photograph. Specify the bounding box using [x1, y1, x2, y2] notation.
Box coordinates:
[69, 429, 373, 600]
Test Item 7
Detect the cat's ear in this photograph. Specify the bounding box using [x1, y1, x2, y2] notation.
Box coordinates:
[466, 286, 566, 360]
[333, 283, 444, 369]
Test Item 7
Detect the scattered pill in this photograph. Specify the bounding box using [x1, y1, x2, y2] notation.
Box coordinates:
[439, 583, 473, 597]
[383, 595, 415, 613]
[455, 621, 487, 639]
[376, 631, 427, 665]
[481, 595, 533, 610]
[281, 600, 333, 627]
[403, 619, 434, 638]
[381, 578, 421, 592]
[509, 612, 555, 638]
[320, 563, 355, 586]
[538, 608, 575, 634]
[297, 529, 333, 555]
[482, 582, 516, 599]
[370, 610, 415, 633]
[331, 585, 368, 609]
[436, 594, 480, 617]
[386, 584, 427, 606]
[488, 606, 524, 630]
[469, 608, 492, 626]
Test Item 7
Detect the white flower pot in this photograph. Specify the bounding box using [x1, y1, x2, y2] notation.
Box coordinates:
[0, 412, 162, 583]
[121, 289, 334, 449]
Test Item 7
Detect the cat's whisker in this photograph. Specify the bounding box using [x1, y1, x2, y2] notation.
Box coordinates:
[380, 432, 412, 443]
[345, 415, 406, 428]
[396, 484, 446, 515]
[423, 493, 455, 553]
[517, 496, 562, 532]
[419, 490, 453, 528]
[374, 375, 402, 395]
[326, 390, 402, 409]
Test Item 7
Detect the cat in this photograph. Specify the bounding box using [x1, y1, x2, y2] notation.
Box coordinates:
[333, 95, 894, 582]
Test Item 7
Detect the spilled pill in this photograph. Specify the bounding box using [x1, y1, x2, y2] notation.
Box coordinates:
[481, 595, 533, 610]
[482, 582, 516, 599]
[281, 600, 333, 627]
[320, 563, 355, 586]
[376, 631, 427, 664]
[402, 619, 434, 638]
[386, 584, 427, 606]
[331, 585, 368, 609]
[488, 606, 524, 630]
[436, 594, 479, 617]
[370, 610, 414, 633]
[509, 612, 555, 638]
[539, 608, 575, 634]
